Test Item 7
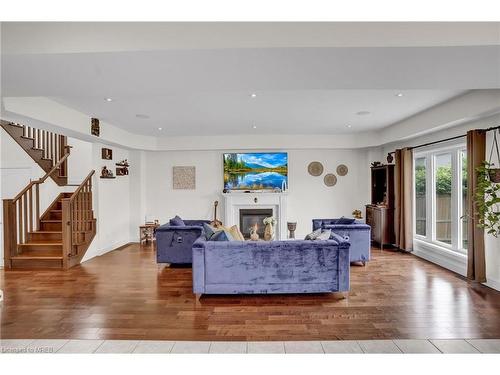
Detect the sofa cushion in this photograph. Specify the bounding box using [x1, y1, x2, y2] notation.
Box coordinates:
[334, 217, 356, 225]
[169, 215, 186, 226]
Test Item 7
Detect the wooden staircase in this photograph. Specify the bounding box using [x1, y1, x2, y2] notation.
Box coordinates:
[2, 120, 96, 269]
[1, 120, 70, 186]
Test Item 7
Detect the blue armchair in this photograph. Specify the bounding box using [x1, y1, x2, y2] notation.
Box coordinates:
[156, 219, 210, 264]
[312, 219, 371, 264]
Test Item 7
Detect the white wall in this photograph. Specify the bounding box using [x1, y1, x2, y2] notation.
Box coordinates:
[143, 148, 371, 238]
[82, 142, 136, 261]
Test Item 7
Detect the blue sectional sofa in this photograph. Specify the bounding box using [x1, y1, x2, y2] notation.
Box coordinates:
[156, 219, 210, 264]
[312, 219, 371, 264]
[192, 236, 350, 295]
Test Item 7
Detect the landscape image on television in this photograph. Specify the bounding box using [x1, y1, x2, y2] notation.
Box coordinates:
[223, 153, 288, 190]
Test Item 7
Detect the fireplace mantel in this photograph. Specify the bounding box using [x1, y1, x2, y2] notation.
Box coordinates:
[222, 192, 288, 240]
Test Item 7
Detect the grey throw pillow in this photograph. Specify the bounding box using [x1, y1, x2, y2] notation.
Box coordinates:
[305, 228, 322, 240]
[315, 229, 332, 240]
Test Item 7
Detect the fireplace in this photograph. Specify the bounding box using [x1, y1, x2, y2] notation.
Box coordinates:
[239, 208, 273, 240]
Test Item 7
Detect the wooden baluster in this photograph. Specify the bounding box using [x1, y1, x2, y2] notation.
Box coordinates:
[61, 198, 71, 269]
[42, 130, 46, 157]
[50, 132, 54, 165]
[3, 199, 16, 268]
[23, 125, 26, 137]
[28, 187, 33, 234]
[37, 128, 41, 148]
[23, 194, 28, 244]
[17, 199, 22, 245]
[36, 184, 40, 230]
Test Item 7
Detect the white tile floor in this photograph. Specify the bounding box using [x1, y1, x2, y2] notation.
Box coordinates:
[1, 339, 500, 354]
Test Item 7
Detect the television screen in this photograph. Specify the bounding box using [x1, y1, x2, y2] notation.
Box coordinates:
[223, 152, 288, 191]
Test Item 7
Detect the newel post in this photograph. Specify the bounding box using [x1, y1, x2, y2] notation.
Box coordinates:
[61, 198, 71, 269]
[2, 199, 16, 269]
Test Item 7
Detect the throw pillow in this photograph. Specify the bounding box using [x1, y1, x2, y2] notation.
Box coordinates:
[210, 229, 234, 242]
[330, 232, 348, 244]
[203, 223, 218, 240]
[315, 229, 332, 240]
[305, 228, 322, 240]
[169, 215, 185, 226]
[226, 225, 245, 241]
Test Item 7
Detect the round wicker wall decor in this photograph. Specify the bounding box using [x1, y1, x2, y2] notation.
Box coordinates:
[324, 173, 337, 187]
[336, 164, 348, 176]
[308, 161, 324, 176]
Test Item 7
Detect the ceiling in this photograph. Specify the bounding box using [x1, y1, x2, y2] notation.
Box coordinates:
[1, 22, 499, 137]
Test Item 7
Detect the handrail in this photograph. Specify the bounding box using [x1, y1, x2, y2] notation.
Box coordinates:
[12, 153, 70, 202]
[68, 170, 95, 203]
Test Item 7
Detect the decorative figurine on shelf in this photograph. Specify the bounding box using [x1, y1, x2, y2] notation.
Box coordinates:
[101, 166, 114, 178]
[249, 224, 260, 241]
[352, 209, 363, 219]
[287, 222, 297, 239]
[263, 216, 277, 241]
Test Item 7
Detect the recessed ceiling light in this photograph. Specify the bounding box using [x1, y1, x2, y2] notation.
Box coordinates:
[252, 125, 257, 129]
[104, 97, 113, 102]
[356, 111, 371, 116]
[395, 93, 404, 97]
[346, 124, 352, 128]
[251, 93, 257, 98]
[136, 114, 149, 119]
[158, 127, 163, 131]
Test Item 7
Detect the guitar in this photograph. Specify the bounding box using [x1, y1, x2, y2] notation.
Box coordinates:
[210, 200, 223, 228]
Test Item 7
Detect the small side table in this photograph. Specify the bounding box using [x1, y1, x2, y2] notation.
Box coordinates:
[139, 224, 159, 244]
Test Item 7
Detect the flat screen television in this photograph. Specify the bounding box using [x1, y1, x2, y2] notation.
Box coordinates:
[223, 152, 288, 191]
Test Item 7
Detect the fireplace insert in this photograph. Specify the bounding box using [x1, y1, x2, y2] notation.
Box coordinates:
[239, 208, 273, 240]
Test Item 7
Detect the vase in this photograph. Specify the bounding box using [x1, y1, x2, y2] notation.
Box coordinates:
[264, 223, 275, 241]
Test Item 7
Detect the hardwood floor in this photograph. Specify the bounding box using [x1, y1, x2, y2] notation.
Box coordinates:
[1, 243, 499, 341]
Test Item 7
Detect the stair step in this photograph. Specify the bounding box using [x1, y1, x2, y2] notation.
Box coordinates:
[40, 220, 62, 231]
[18, 242, 63, 251]
[13, 249, 63, 259]
[20, 135, 35, 141]
[28, 231, 62, 241]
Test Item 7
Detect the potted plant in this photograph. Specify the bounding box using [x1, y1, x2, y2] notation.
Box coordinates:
[475, 161, 500, 237]
[486, 129, 500, 183]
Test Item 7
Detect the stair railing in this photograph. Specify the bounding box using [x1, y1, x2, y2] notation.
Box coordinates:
[22, 124, 69, 173]
[2, 153, 70, 268]
[61, 170, 95, 265]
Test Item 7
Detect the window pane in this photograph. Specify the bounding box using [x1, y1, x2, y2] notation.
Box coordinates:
[461, 151, 468, 249]
[415, 157, 427, 236]
[435, 153, 452, 244]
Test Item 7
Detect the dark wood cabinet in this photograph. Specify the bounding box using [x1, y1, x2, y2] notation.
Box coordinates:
[366, 165, 395, 249]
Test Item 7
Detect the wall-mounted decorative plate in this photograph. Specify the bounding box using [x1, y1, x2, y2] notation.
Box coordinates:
[324, 173, 337, 187]
[337, 164, 348, 176]
[308, 161, 324, 176]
